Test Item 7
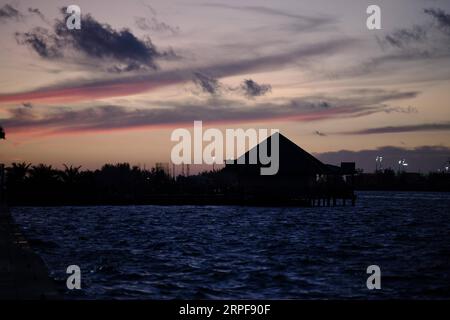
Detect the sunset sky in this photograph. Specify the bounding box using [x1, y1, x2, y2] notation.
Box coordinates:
[0, 0, 449, 172]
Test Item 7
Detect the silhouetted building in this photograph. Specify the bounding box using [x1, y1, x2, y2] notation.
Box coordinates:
[224, 133, 355, 205]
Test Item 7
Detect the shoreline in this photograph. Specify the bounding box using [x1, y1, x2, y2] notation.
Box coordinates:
[0, 206, 62, 300]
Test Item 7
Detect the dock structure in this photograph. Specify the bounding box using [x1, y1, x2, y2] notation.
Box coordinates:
[0, 164, 61, 299]
[224, 133, 356, 207]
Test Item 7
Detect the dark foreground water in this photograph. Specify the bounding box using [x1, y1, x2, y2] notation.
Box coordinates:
[11, 191, 450, 299]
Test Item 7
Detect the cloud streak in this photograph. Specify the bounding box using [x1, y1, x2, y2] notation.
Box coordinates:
[0, 38, 355, 105]
[0, 89, 419, 135]
[201, 3, 335, 32]
[340, 122, 450, 135]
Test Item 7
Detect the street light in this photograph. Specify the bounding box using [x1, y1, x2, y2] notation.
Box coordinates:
[375, 156, 383, 172]
[398, 159, 408, 172]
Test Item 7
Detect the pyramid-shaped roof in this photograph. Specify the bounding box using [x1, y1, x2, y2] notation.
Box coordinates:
[228, 132, 329, 175]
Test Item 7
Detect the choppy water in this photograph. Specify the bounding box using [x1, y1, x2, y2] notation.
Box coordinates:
[11, 191, 450, 299]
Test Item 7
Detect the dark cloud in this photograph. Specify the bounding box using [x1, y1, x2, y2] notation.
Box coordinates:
[134, 1, 179, 35]
[0, 5, 48, 23]
[0, 4, 22, 22]
[378, 7, 450, 57]
[289, 100, 331, 109]
[192, 76, 272, 99]
[312, 101, 331, 109]
[424, 8, 450, 31]
[316, 145, 450, 173]
[135, 17, 180, 35]
[15, 10, 174, 73]
[340, 122, 450, 135]
[382, 25, 428, 49]
[241, 79, 271, 98]
[193, 72, 222, 96]
[22, 102, 33, 109]
[16, 27, 62, 58]
[7, 106, 37, 121]
[314, 130, 327, 137]
[53, 11, 172, 69]
[331, 7, 450, 83]
[28, 7, 48, 23]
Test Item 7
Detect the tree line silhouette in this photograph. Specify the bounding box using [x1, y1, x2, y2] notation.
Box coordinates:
[3, 161, 449, 206]
[354, 168, 450, 192]
[4, 162, 237, 205]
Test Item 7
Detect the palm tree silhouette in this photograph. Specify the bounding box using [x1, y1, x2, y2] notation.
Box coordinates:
[7, 162, 31, 184]
[28, 164, 58, 186]
[60, 164, 82, 184]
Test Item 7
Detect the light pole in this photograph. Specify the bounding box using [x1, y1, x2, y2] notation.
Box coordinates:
[375, 156, 383, 172]
[398, 159, 408, 172]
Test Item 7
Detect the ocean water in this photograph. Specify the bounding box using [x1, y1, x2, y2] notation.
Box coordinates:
[11, 191, 450, 299]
